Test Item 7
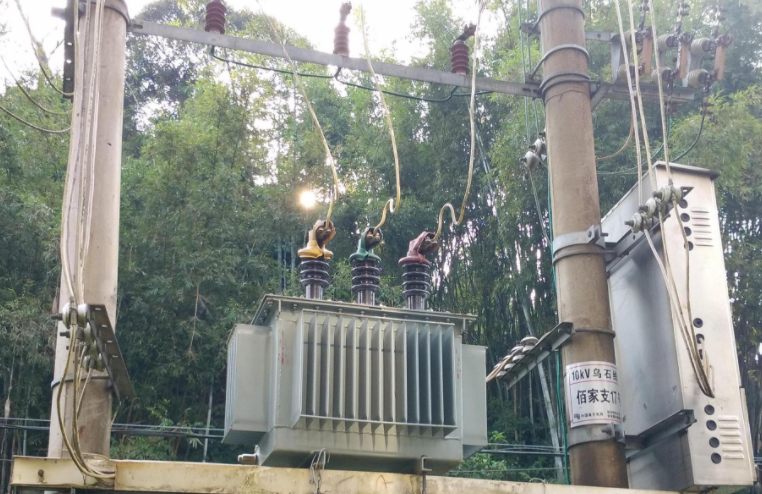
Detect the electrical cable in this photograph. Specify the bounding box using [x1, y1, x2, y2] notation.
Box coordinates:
[0, 103, 71, 134]
[14, 0, 73, 98]
[596, 119, 633, 162]
[623, 0, 654, 198]
[556, 351, 570, 484]
[644, 0, 713, 396]
[650, 115, 671, 160]
[672, 111, 706, 161]
[210, 46, 334, 79]
[39, 61, 73, 97]
[256, 1, 341, 224]
[529, 169, 550, 246]
[357, 5, 401, 233]
[432, 0, 485, 242]
[612, 0, 644, 203]
[0, 54, 70, 116]
[646, 0, 672, 177]
[336, 71, 491, 102]
[211, 47, 490, 103]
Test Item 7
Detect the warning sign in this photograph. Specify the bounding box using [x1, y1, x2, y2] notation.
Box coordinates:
[565, 361, 622, 428]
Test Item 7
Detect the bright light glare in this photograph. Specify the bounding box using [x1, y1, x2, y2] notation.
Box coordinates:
[300, 190, 317, 210]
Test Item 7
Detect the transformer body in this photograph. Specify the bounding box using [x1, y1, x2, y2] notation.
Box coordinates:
[224, 295, 487, 474]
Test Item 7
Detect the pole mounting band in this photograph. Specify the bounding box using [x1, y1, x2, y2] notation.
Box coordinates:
[552, 225, 606, 256]
[567, 423, 625, 448]
[532, 5, 586, 32]
[572, 327, 616, 337]
[539, 71, 594, 97]
[529, 44, 590, 79]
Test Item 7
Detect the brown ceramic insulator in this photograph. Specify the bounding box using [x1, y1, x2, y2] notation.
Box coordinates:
[450, 39, 469, 75]
[334, 25, 350, 57]
[333, 2, 352, 57]
[205, 0, 227, 35]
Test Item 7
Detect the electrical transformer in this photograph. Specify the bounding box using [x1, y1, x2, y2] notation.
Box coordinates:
[603, 162, 755, 491]
[223, 294, 487, 474]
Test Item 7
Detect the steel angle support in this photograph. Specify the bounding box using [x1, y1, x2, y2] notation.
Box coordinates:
[128, 21, 541, 99]
[502, 322, 574, 391]
[625, 410, 696, 461]
[87, 305, 135, 401]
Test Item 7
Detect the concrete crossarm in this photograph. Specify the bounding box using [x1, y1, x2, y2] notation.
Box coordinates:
[12, 457, 677, 494]
[128, 21, 541, 99]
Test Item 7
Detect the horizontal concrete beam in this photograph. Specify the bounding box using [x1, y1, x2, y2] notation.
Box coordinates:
[13, 457, 678, 494]
[128, 21, 541, 99]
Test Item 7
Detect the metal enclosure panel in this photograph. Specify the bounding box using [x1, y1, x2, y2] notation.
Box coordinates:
[608, 232, 683, 434]
[222, 325, 270, 444]
[461, 344, 488, 457]
[604, 163, 754, 491]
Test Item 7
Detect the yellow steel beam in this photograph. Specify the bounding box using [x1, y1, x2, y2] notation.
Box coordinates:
[12, 457, 678, 494]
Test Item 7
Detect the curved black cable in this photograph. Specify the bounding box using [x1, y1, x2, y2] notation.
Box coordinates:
[673, 111, 706, 161]
[210, 47, 493, 103]
[210, 46, 335, 79]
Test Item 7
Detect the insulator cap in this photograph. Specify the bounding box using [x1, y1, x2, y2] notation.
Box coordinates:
[205, 0, 227, 35]
[450, 39, 470, 75]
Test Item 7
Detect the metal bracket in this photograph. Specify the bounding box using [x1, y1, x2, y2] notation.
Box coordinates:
[625, 410, 696, 461]
[552, 224, 607, 256]
[567, 423, 625, 448]
[415, 456, 431, 494]
[501, 322, 574, 391]
[87, 305, 135, 401]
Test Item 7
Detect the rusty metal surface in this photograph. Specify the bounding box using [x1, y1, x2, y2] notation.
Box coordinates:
[12, 457, 679, 494]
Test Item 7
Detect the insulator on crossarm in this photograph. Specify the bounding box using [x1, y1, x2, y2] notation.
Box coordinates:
[450, 23, 476, 75]
[657, 33, 678, 51]
[333, 3, 352, 57]
[450, 40, 470, 75]
[691, 38, 715, 56]
[205, 0, 227, 35]
[686, 69, 709, 88]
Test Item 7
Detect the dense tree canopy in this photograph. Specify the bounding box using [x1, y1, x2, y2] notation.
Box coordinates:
[1, 0, 761, 486]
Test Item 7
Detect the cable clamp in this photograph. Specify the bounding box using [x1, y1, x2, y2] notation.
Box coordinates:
[552, 225, 607, 256]
[567, 423, 625, 448]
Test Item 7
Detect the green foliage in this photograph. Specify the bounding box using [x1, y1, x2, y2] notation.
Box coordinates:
[1, 0, 762, 484]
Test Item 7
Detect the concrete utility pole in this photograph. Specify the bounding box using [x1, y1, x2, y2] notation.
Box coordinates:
[48, 0, 128, 459]
[539, 0, 629, 487]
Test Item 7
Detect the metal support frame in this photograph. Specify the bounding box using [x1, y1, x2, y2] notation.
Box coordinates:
[86, 305, 135, 401]
[625, 410, 696, 461]
[501, 322, 574, 390]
